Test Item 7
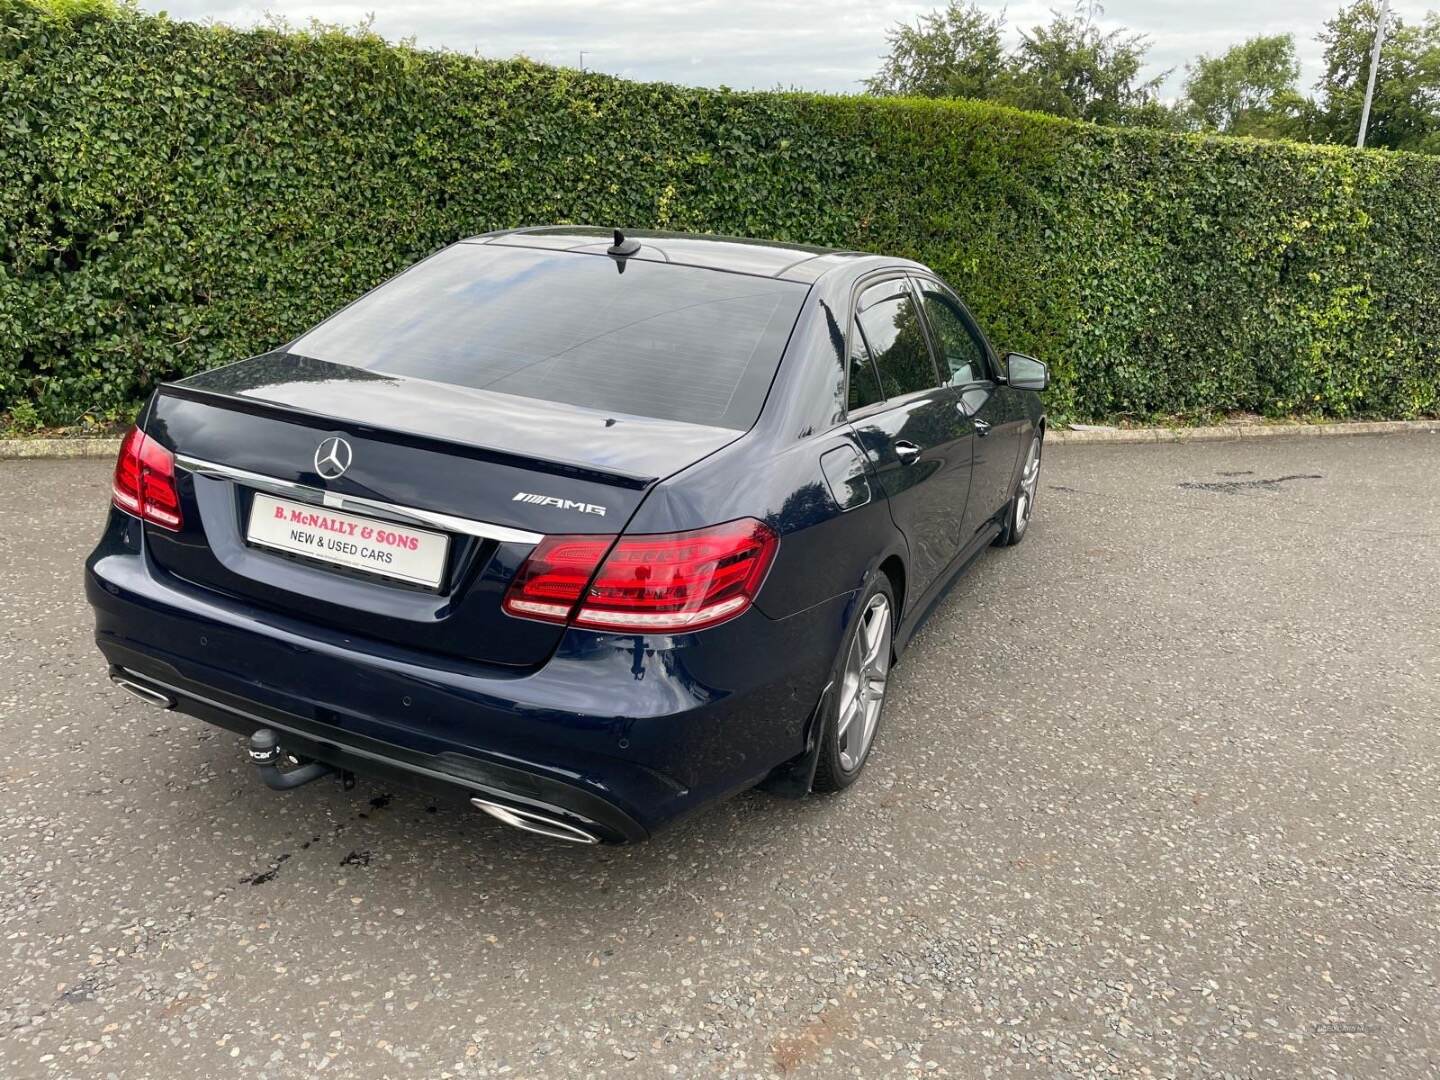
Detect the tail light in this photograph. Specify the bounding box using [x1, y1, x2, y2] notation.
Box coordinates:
[112, 425, 183, 531]
[502, 518, 778, 633]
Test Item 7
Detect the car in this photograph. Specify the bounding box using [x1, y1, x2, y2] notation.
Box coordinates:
[85, 226, 1049, 844]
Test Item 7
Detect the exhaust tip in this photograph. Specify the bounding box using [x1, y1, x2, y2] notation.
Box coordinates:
[471, 797, 600, 845]
[110, 673, 175, 710]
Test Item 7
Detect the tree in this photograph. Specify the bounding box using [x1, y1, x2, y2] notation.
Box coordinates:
[1312, 2, 1440, 152]
[1004, 4, 1171, 127]
[866, 2, 1172, 128]
[864, 1, 1007, 100]
[1181, 34, 1306, 138]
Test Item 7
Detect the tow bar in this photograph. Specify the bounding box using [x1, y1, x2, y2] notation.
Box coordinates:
[247, 728, 336, 791]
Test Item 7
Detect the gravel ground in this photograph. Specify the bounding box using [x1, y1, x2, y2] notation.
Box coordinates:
[2, 434, 1438, 1079]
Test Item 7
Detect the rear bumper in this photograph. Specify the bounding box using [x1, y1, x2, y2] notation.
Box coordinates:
[85, 514, 849, 841]
[102, 658, 648, 842]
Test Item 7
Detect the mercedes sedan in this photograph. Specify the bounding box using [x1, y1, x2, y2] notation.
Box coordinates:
[86, 227, 1048, 844]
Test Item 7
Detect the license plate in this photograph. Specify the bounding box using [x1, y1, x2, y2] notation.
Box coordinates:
[246, 493, 449, 588]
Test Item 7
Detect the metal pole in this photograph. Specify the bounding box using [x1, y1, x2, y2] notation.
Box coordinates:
[1357, 0, 1390, 148]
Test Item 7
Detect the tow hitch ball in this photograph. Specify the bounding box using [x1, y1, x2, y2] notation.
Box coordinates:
[248, 729, 335, 791]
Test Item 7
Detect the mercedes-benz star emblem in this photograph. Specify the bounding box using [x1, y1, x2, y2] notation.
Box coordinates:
[313, 436, 353, 480]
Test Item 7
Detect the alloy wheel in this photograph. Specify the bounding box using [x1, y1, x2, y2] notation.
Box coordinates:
[1015, 437, 1042, 533]
[835, 593, 892, 773]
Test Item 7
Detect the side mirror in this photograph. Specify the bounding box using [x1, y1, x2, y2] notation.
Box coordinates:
[1004, 353, 1049, 391]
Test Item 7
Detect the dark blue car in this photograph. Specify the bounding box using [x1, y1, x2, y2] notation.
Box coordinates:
[86, 227, 1048, 844]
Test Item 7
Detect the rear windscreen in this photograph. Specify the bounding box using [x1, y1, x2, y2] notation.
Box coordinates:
[288, 242, 809, 430]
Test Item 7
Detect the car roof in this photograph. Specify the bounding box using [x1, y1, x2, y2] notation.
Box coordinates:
[463, 226, 905, 284]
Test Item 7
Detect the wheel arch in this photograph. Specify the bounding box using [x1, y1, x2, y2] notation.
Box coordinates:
[877, 554, 907, 625]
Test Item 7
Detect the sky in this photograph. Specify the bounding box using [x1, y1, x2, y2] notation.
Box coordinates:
[138, 1, 1437, 101]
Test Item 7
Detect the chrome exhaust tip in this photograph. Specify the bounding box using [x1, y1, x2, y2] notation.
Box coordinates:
[110, 673, 175, 710]
[470, 797, 600, 845]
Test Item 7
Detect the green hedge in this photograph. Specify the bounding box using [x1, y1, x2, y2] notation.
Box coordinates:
[3, 0, 1439, 427]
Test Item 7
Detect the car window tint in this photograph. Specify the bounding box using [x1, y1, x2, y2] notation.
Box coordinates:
[847, 334, 884, 412]
[854, 285, 939, 399]
[289, 243, 808, 431]
[918, 283, 989, 386]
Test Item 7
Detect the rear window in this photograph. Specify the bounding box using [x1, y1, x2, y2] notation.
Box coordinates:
[289, 243, 809, 430]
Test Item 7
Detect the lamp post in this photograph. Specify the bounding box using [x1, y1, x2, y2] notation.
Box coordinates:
[1356, 0, 1390, 148]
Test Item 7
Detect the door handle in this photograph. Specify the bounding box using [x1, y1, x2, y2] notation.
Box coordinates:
[894, 441, 921, 464]
[973, 418, 992, 437]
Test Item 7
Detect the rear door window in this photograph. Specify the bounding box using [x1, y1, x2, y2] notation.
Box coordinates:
[288, 243, 809, 430]
[915, 280, 991, 386]
[853, 282, 941, 400]
[847, 334, 884, 411]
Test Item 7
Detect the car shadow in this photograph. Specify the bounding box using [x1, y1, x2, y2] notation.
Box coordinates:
[198, 734, 842, 926]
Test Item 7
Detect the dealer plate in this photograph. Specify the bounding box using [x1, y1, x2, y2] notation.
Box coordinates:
[246, 493, 449, 588]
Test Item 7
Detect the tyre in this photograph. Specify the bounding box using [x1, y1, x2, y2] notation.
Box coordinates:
[994, 431, 1043, 547]
[812, 574, 896, 793]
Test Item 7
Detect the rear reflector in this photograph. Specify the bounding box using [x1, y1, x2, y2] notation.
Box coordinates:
[502, 518, 778, 633]
[112, 425, 183, 531]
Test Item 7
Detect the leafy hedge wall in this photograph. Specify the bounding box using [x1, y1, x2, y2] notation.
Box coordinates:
[3, 0, 1438, 426]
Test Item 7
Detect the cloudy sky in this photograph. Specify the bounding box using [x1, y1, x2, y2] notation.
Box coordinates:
[138, 1, 1434, 100]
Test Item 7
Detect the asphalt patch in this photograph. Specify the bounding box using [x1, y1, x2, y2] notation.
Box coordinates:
[1180, 473, 1322, 494]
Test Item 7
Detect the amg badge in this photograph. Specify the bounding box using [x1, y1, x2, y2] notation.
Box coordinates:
[512, 492, 607, 517]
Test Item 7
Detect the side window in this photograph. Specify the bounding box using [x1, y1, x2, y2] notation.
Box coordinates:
[917, 283, 990, 386]
[847, 335, 884, 412]
[854, 283, 940, 399]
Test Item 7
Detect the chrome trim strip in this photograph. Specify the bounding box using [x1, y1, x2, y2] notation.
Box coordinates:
[174, 454, 544, 545]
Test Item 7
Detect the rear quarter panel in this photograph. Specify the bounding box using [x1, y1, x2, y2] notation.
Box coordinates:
[628, 428, 901, 622]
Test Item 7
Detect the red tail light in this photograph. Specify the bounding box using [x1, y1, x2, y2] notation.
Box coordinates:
[502, 518, 778, 633]
[502, 535, 615, 624]
[112, 425, 183, 531]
